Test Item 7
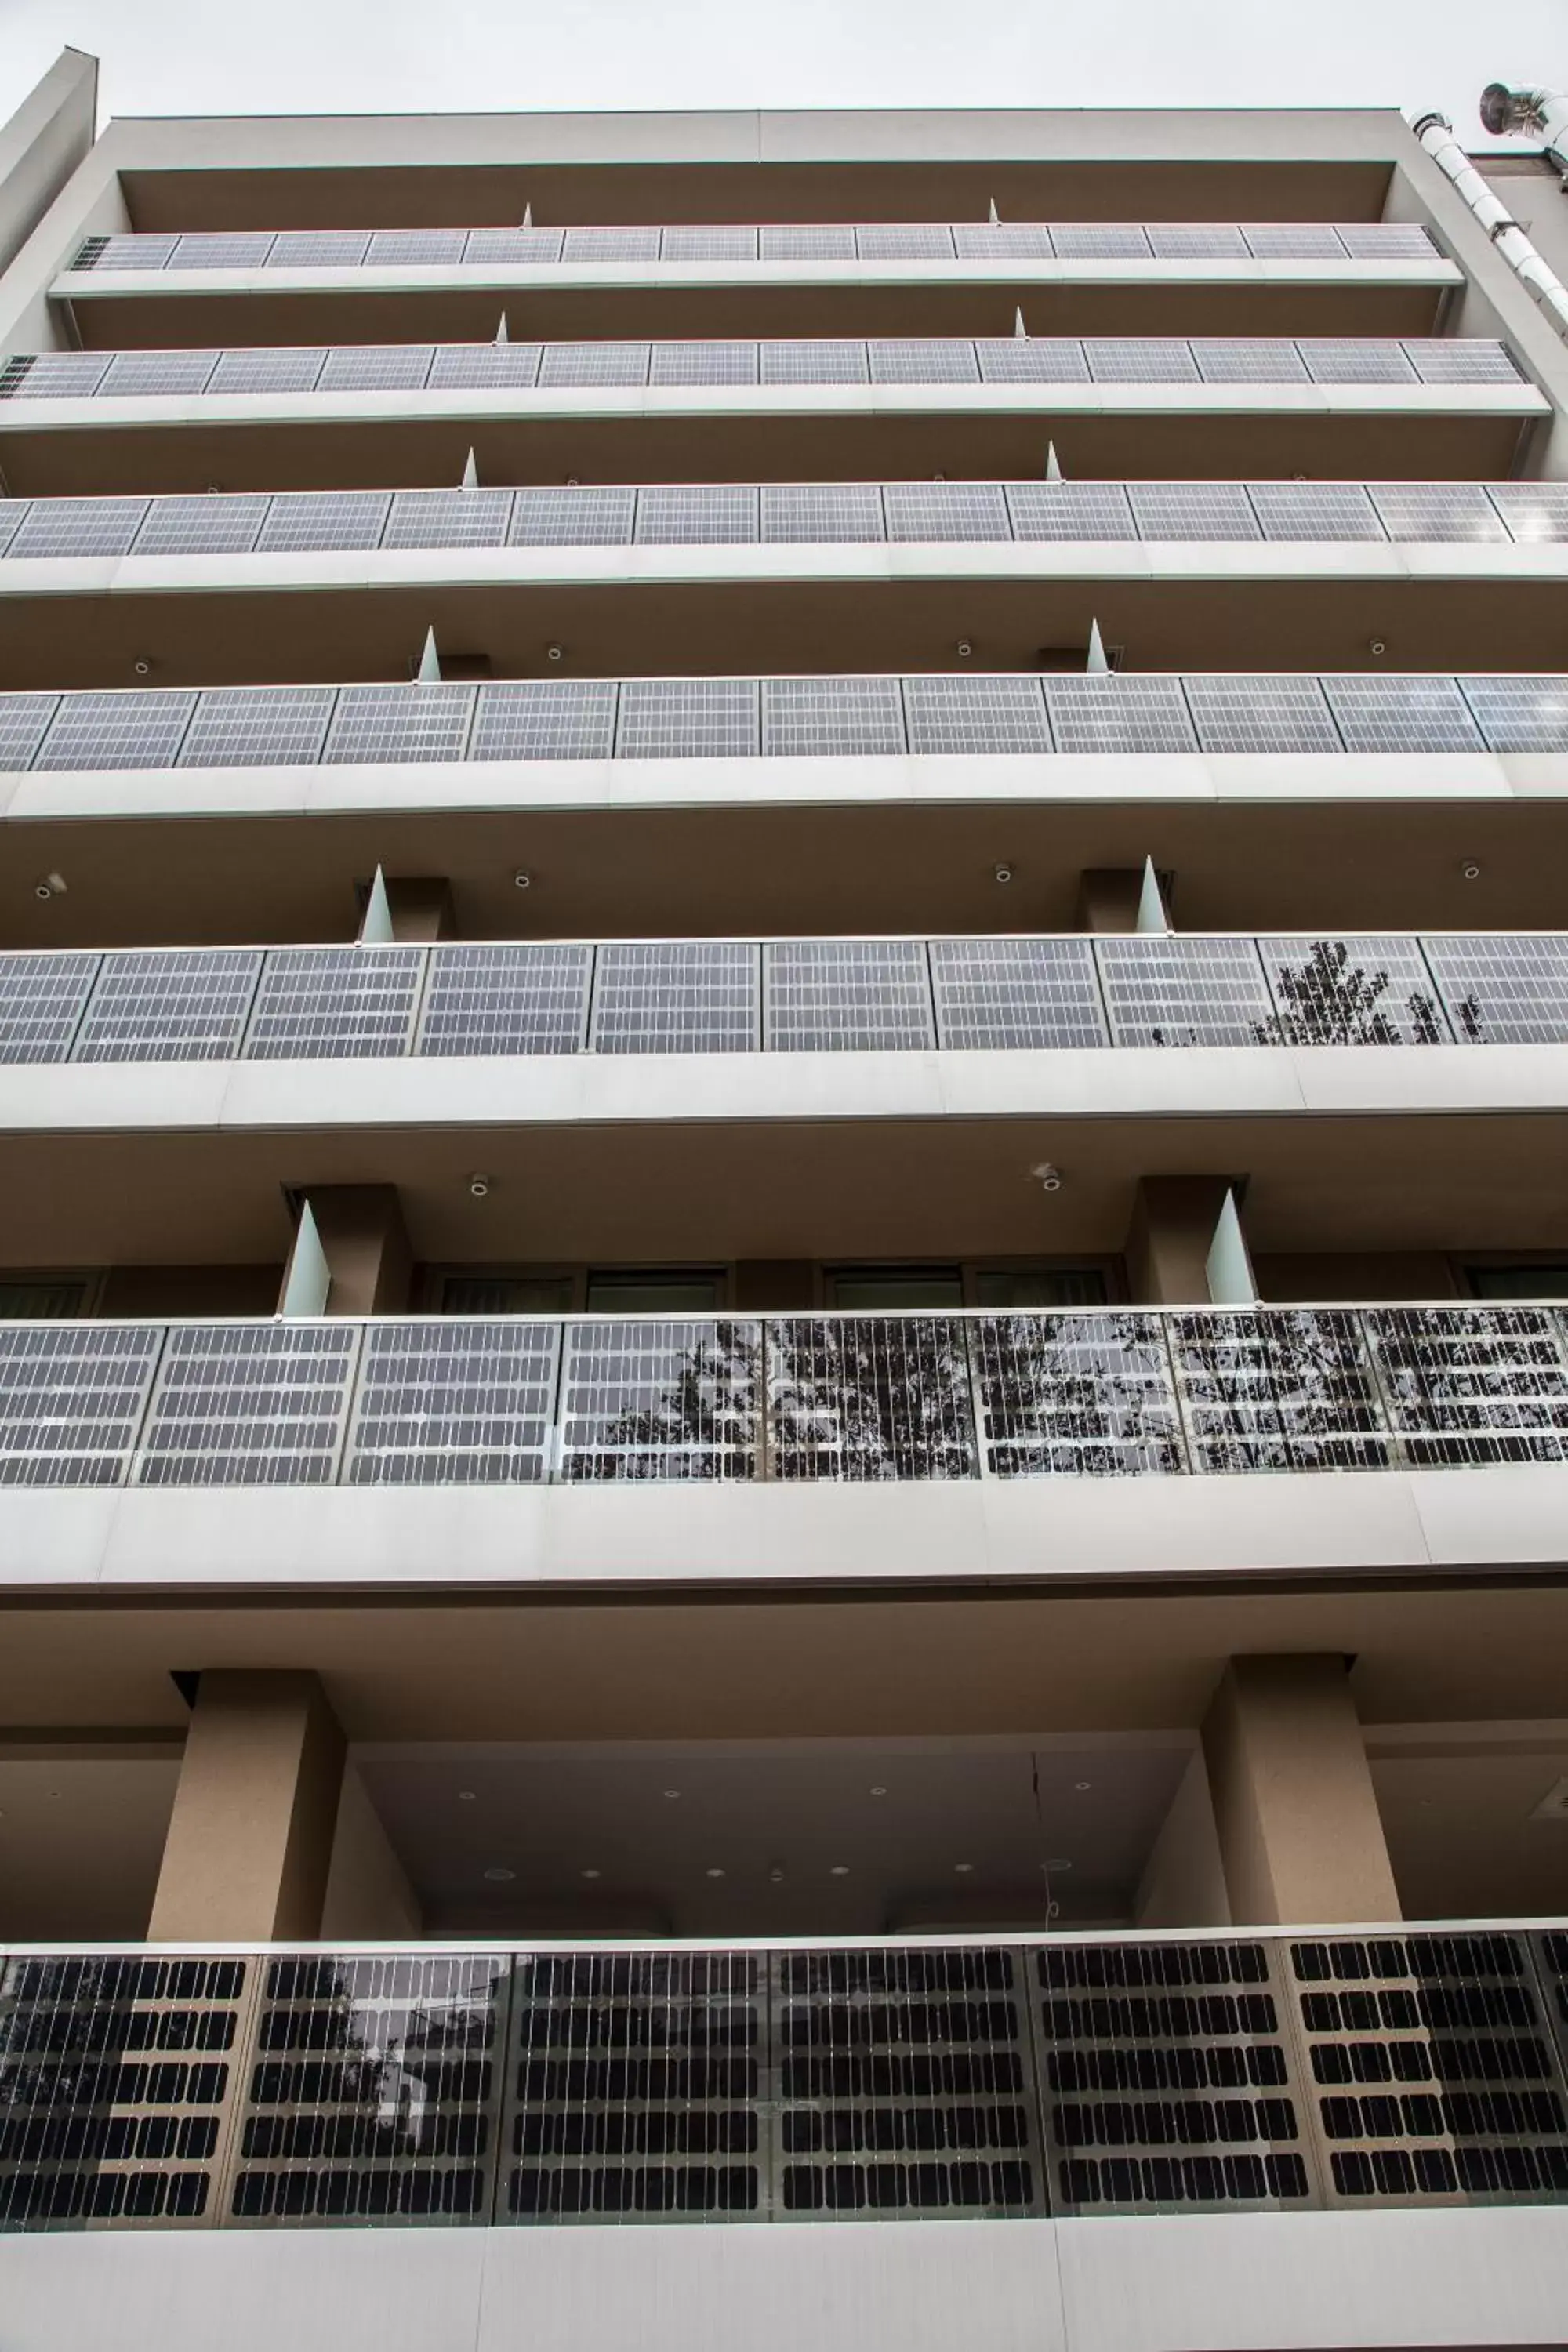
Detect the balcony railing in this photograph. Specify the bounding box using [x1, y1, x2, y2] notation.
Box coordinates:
[4, 1305, 1568, 1490]
[61, 219, 1443, 274]
[0, 475, 1554, 561]
[2, 1923, 1566, 2228]
[2, 672, 1563, 775]
[3, 931, 1568, 1067]
[0, 334, 1519, 403]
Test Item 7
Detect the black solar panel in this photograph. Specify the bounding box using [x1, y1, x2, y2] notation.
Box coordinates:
[1126, 482, 1261, 539]
[975, 339, 1091, 382]
[615, 678, 759, 759]
[315, 346, 435, 392]
[31, 691, 197, 771]
[426, 343, 543, 389]
[634, 485, 759, 541]
[1247, 483, 1385, 542]
[1367, 484, 1509, 543]
[0, 352, 111, 399]
[883, 481, 1011, 540]
[0, 951, 100, 1064]
[131, 495, 270, 556]
[648, 342, 759, 385]
[1006, 483, 1137, 539]
[178, 687, 339, 769]
[590, 941, 760, 1052]
[0, 691, 61, 771]
[417, 942, 593, 1055]
[135, 1322, 360, 1486]
[242, 947, 426, 1059]
[1181, 674, 1341, 754]
[1458, 677, 1568, 754]
[1419, 935, 1568, 1044]
[760, 484, 886, 543]
[321, 684, 475, 765]
[972, 1314, 1183, 1475]
[71, 949, 264, 1062]
[0, 1323, 165, 1486]
[383, 489, 515, 549]
[867, 340, 980, 383]
[758, 340, 869, 383]
[253, 492, 392, 553]
[930, 936, 1107, 1048]
[508, 486, 635, 546]
[99, 350, 222, 397]
[903, 674, 1051, 756]
[1170, 1310, 1391, 1472]
[761, 677, 906, 757]
[764, 938, 935, 1051]
[205, 347, 328, 394]
[345, 1320, 561, 1483]
[6, 497, 151, 558]
[1042, 677, 1197, 755]
[470, 680, 618, 761]
[1319, 674, 1485, 753]
[1258, 936, 1449, 1045]
[1096, 936, 1274, 1047]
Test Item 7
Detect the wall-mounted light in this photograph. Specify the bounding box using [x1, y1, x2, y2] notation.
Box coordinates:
[1030, 1162, 1063, 1193]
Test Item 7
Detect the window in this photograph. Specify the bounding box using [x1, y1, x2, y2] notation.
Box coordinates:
[973, 1268, 1108, 1308]
[1465, 1265, 1568, 1301]
[0, 1277, 89, 1319]
[585, 1271, 724, 1314]
[828, 1268, 964, 1312]
[441, 1274, 576, 1316]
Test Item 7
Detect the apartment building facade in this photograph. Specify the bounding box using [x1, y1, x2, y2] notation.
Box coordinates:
[2, 45, 1568, 2347]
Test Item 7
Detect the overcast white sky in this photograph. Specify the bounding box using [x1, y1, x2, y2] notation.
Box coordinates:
[0, 0, 1562, 136]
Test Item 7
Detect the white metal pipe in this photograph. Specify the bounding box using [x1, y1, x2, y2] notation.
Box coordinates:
[1410, 106, 1568, 342]
[1480, 82, 1568, 167]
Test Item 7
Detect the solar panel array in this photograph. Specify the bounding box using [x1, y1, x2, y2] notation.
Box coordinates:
[0, 949, 99, 1064]
[242, 946, 426, 1058]
[1167, 1308, 1390, 1472]
[589, 940, 760, 1052]
[416, 942, 593, 1055]
[766, 1316, 978, 1480]
[344, 1320, 562, 1485]
[70, 948, 263, 1062]
[0, 1323, 164, 1486]
[764, 938, 935, 1050]
[134, 1322, 361, 1486]
[969, 1312, 1185, 1475]
[557, 1318, 761, 1481]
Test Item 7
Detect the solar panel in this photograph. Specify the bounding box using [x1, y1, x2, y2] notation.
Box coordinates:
[760, 483, 886, 542]
[97, 349, 222, 396]
[0, 499, 27, 554]
[759, 227, 858, 260]
[1191, 339, 1308, 382]
[470, 679, 617, 760]
[1363, 1305, 1568, 1465]
[1367, 483, 1509, 542]
[315, 346, 434, 391]
[1241, 224, 1350, 259]
[131, 494, 270, 556]
[1003, 482, 1134, 540]
[951, 223, 1054, 259]
[1048, 224, 1152, 258]
[1043, 676, 1197, 755]
[615, 677, 759, 758]
[758, 340, 869, 383]
[558, 1317, 760, 1479]
[177, 686, 339, 769]
[267, 230, 372, 267]
[766, 1315, 976, 1479]
[71, 233, 178, 270]
[166, 233, 276, 269]
[855, 225, 956, 259]
[648, 341, 760, 385]
[975, 338, 1093, 385]
[1258, 935, 1449, 1044]
[1297, 339, 1417, 383]
[883, 481, 1011, 540]
[205, 347, 329, 393]
[659, 227, 760, 260]
[634, 484, 760, 541]
[134, 1322, 360, 1486]
[1335, 223, 1439, 258]
[1084, 339, 1200, 382]
[426, 343, 543, 388]
[508, 485, 635, 546]
[1169, 1308, 1389, 1471]
[383, 488, 515, 548]
[970, 1311, 1182, 1474]
[254, 491, 392, 552]
[929, 935, 1107, 1048]
[31, 690, 197, 771]
[0, 690, 60, 770]
[764, 938, 934, 1051]
[0, 1323, 164, 1486]
[1126, 482, 1261, 539]
[0, 351, 111, 398]
[0, 949, 100, 1062]
[1146, 224, 1250, 258]
[461, 227, 566, 263]
[321, 684, 475, 765]
[1247, 482, 1385, 541]
[6, 496, 151, 558]
[1095, 935, 1274, 1046]
[344, 1319, 562, 1483]
[1319, 673, 1484, 753]
[761, 675, 906, 757]
[867, 339, 980, 383]
[71, 948, 264, 1062]
[363, 229, 468, 265]
[590, 940, 760, 1052]
[903, 673, 1051, 755]
[538, 343, 651, 387]
[1403, 338, 1522, 384]
[243, 946, 426, 1058]
[1418, 934, 1568, 1044]
[561, 227, 662, 263]
[1457, 675, 1568, 753]
[1182, 673, 1341, 753]
[1487, 483, 1568, 543]
[417, 942, 593, 1054]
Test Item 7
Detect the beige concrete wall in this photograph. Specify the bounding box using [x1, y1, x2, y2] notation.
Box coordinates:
[383, 877, 456, 942]
[0, 50, 96, 282]
[281, 1185, 413, 1316]
[1134, 1750, 1232, 1929]
[1123, 1175, 1236, 1305]
[321, 1763, 424, 1938]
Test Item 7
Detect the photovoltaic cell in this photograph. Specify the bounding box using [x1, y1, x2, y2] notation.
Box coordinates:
[1049, 224, 1152, 258]
[316, 346, 434, 391]
[0, 950, 100, 1063]
[1367, 483, 1509, 542]
[0, 500, 27, 553]
[1004, 482, 1134, 539]
[383, 488, 516, 548]
[982, 339, 1093, 383]
[417, 942, 593, 1055]
[903, 673, 1051, 756]
[1190, 339, 1308, 382]
[561, 227, 662, 263]
[266, 230, 372, 267]
[1298, 339, 1417, 383]
[867, 339, 980, 383]
[131, 494, 270, 556]
[461, 227, 566, 263]
[538, 343, 651, 387]
[470, 679, 618, 760]
[364, 230, 468, 265]
[1403, 339, 1521, 383]
[254, 491, 392, 552]
[1170, 1309, 1390, 1472]
[1043, 676, 1197, 755]
[764, 938, 934, 1051]
[0, 1323, 164, 1486]
[167, 233, 276, 269]
[648, 341, 760, 384]
[759, 227, 858, 260]
[616, 677, 759, 758]
[1457, 676, 1568, 753]
[1258, 935, 1448, 1045]
[1319, 673, 1485, 753]
[6, 496, 150, 558]
[98, 350, 221, 396]
[950, 223, 1054, 258]
[1181, 673, 1341, 753]
[1419, 935, 1568, 1044]
[930, 935, 1107, 1048]
[321, 684, 475, 765]
[760, 676, 906, 757]
[883, 481, 1011, 540]
[767, 1316, 976, 1479]
[0, 351, 111, 398]
[345, 1319, 562, 1483]
[426, 343, 543, 388]
[1126, 482, 1261, 539]
[760, 483, 886, 542]
[1241, 224, 1350, 259]
[71, 233, 178, 270]
[1096, 935, 1273, 1046]
[590, 940, 760, 1051]
[1146, 224, 1250, 258]
[31, 690, 197, 771]
[135, 1322, 360, 1486]
[1247, 483, 1385, 542]
[634, 483, 760, 541]
[243, 946, 426, 1058]
[659, 227, 760, 260]
[0, 691, 60, 770]
[1336, 223, 1438, 258]
[1364, 1305, 1568, 1465]
[507, 486, 634, 546]
[855, 225, 956, 259]
[1487, 483, 1568, 543]
[758, 340, 869, 383]
[177, 686, 339, 769]
[558, 1318, 760, 1479]
[971, 1312, 1181, 1475]
[205, 347, 328, 393]
[71, 948, 264, 1062]
[1084, 339, 1199, 381]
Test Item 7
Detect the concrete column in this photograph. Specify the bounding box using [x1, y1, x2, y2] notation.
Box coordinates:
[1075, 864, 1172, 933]
[148, 1671, 347, 1941]
[1124, 1174, 1239, 1305]
[382, 878, 455, 942]
[278, 1184, 412, 1315]
[1201, 1655, 1402, 1927]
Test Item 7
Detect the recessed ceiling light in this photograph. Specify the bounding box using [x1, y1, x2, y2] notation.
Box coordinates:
[869, 1785, 887, 1797]
[768, 1867, 785, 1883]
[829, 1864, 849, 1877]
[953, 1862, 974, 1875]
[1074, 1780, 1091, 1791]
[1042, 1857, 1073, 1872]
[581, 1867, 601, 1880]
[662, 1788, 681, 1800]
[483, 1866, 515, 1882]
[458, 1790, 477, 1802]
[706, 1866, 726, 1878]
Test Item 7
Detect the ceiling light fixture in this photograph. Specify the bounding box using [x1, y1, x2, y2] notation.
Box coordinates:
[458, 1790, 477, 1802]
[705, 1865, 726, 1878]
[482, 1866, 515, 1882]
[1462, 861, 1482, 881]
[993, 863, 1014, 885]
[1031, 1162, 1063, 1193]
[829, 1864, 849, 1877]
[468, 1173, 492, 1199]
[869, 1785, 887, 1798]
[953, 1861, 974, 1875]
[581, 1867, 601, 1880]
[1073, 1780, 1091, 1791]
[514, 870, 532, 889]
[662, 1788, 681, 1800]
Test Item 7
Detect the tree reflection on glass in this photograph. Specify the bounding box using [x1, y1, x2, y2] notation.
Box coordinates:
[1170, 1308, 1391, 1471]
[970, 1312, 1184, 1475]
[1363, 1305, 1568, 1465]
[1257, 939, 1445, 1046]
[561, 1319, 761, 1482]
[766, 1316, 977, 1479]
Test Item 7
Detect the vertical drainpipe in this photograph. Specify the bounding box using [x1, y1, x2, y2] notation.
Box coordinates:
[1409, 98, 1568, 343]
